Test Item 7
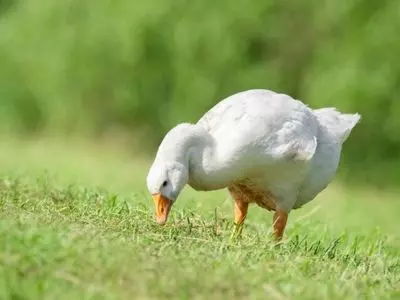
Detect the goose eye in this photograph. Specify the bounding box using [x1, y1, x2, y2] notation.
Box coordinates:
[162, 181, 168, 187]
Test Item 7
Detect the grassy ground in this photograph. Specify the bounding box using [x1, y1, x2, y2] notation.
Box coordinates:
[0, 138, 399, 300]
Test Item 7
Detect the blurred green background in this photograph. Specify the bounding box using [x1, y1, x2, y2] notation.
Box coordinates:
[0, 0, 399, 187]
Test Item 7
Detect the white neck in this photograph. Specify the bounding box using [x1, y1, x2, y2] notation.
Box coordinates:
[155, 123, 232, 190]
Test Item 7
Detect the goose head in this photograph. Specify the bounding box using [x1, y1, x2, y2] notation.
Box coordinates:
[146, 123, 213, 225]
[146, 161, 188, 225]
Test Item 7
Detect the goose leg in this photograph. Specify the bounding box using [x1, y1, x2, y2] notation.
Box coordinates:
[231, 198, 248, 239]
[272, 209, 288, 241]
[235, 199, 249, 232]
[228, 185, 252, 239]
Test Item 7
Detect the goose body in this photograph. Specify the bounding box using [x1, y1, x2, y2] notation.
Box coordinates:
[147, 89, 360, 239]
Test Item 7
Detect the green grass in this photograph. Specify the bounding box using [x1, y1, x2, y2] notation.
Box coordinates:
[0, 138, 399, 299]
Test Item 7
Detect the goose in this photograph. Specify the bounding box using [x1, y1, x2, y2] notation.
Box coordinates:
[146, 89, 360, 240]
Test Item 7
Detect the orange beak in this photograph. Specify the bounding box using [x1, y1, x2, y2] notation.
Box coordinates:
[152, 193, 172, 225]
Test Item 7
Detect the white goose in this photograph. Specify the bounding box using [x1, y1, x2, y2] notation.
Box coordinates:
[146, 89, 360, 239]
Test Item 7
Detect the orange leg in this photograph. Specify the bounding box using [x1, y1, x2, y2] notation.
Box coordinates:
[234, 199, 249, 225]
[229, 188, 249, 239]
[231, 199, 249, 239]
[273, 209, 288, 241]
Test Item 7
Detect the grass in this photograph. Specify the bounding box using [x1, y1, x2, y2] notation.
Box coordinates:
[0, 138, 399, 299]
